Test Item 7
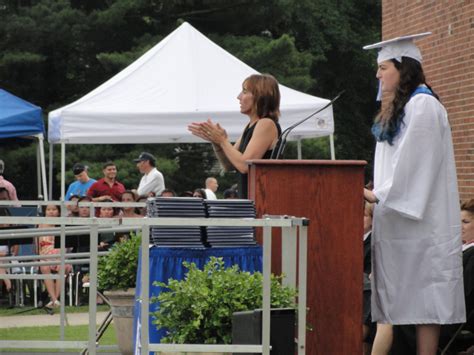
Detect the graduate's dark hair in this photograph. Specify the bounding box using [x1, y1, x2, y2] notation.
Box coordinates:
[461, 199, 474, 214]
[373, 57, 438, 145]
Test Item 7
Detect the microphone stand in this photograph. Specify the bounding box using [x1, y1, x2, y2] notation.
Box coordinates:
[270, 90, 345, 159]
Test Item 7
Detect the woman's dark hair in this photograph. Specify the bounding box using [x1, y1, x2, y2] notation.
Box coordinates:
[244, 74, 281, 122]
[193, 188, 207, 199]
[42, 204, 60, 216]
[373, 57, 438, 145]
[121, 190, 137, 201]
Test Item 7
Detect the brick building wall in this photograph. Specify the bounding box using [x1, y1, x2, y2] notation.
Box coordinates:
[382, 1, 474, 200]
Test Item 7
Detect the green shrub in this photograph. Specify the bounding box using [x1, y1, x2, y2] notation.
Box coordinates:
[97, 232, 141, 291]
[151, 256, 296, 344]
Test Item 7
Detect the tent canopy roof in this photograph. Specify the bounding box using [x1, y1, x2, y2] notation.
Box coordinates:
[48, 22, 333, 144]
[0, 89, 44, 139]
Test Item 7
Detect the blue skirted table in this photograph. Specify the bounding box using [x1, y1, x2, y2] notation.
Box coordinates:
[133, 246, 263, 353]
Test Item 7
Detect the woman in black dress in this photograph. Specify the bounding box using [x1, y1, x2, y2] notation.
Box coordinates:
[188, 74, 281, 198]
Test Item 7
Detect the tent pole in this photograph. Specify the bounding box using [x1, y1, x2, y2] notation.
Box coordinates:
[49, 143, 54, 200]
[329, 134, 336, 160]
[36, 143, 41, 199]
[297, 138, 302, 160]
[61, 143, 66, 200]
[38, 134, 48, 201]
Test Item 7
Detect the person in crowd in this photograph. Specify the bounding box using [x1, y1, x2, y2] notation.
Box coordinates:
[37, 204, 72, 308]
[65, 163, 96, 201]
[120, 190, 141, 218]
[97, 198, 118, 250]
[77, 196, 92, 218]
[204, 177, 218, 200]
[0, 159, 18, 201]
[193, 188, 207, 199]
[66, 194, 80, 217]
[0, 187, 13, 294]
[87, 161, 125, 203]
[132, 152, 165, 198]
[223, 188, 238, 199]
[188, 74, 282, 198]
[135, 196, 148, 217]
[363, 33, 465, 354]
[160, 189, 176, 197]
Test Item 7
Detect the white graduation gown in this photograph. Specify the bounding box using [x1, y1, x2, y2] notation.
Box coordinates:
[372, 92, 465, 324]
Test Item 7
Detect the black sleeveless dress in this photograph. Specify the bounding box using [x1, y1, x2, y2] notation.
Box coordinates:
[237, 120, 281, 198]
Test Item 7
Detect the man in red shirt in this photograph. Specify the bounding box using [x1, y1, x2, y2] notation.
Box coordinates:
[87, 161, 125, 202]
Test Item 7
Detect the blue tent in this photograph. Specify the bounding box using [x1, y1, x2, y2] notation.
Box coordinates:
[0, 88, 48, 199]
[0, 89, 44, 139]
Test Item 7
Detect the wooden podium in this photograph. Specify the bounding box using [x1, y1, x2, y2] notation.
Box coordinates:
[247, 159, 366, 355]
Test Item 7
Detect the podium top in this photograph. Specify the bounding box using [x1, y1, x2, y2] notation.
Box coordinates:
[246, 159, 367, 167]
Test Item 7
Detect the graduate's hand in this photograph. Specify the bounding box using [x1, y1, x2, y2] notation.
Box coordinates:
[364, 188, 378, 204]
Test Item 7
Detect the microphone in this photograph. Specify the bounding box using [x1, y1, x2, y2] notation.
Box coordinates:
[270, 90, 345, 159]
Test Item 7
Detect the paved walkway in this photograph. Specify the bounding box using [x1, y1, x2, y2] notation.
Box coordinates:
[0, 311, 110, 328]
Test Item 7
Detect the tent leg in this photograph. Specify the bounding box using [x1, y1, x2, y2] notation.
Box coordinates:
[49, 143, 54, 200]
[36, 144, 41, 199]
[38, 135, 48, 201]
[61, 143, 66, 200]
[297, 138, 302, 160]
[329, 134, 336, 160]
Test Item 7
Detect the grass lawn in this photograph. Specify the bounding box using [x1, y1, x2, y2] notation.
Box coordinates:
[0, 324, 117, 352]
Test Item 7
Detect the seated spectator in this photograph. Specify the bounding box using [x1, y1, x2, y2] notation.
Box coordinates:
[223, 188, 238, 199]
[0, 245, 11, 294]
[193, 188, 207, 199]
[98, 199, 118, 250]
[78, 196, 92, 218]
[160, 189, 176, 197]
[65, 163, 96, 201]
[67, 195, 80, 217]
[136, 196, 148, 217]
[0, 187, 12, 294]
[37, 204, 72, 308]
[121, 190, 141, 218]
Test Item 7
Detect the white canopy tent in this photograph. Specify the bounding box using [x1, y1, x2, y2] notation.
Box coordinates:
[48, 22, 335, 198]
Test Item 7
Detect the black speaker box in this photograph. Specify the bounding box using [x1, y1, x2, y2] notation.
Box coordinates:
[232, 308, 295, 355]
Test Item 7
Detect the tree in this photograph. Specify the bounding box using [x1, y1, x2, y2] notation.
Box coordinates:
[0, 0, 381, 198]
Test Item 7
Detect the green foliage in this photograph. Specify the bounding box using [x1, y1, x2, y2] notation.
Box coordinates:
[0, 0, 381, 195]
[97, 232, 141, 291]
[151, 257, 296, 344]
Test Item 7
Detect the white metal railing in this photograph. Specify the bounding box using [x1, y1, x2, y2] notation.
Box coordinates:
[0, 200, 308, 355]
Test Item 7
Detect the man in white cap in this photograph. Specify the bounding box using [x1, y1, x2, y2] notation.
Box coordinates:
[363, 33, 465, 354]
[133, 152, 165, 198]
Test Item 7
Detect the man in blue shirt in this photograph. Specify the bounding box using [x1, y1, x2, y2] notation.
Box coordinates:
[65, 163, 96, 201]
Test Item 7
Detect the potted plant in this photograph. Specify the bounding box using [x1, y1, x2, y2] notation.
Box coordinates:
[151, 257, 296, 355]
[98, 232, 141, 355]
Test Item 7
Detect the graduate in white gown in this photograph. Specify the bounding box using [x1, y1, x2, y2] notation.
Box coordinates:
[363, 33, 465, 354]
